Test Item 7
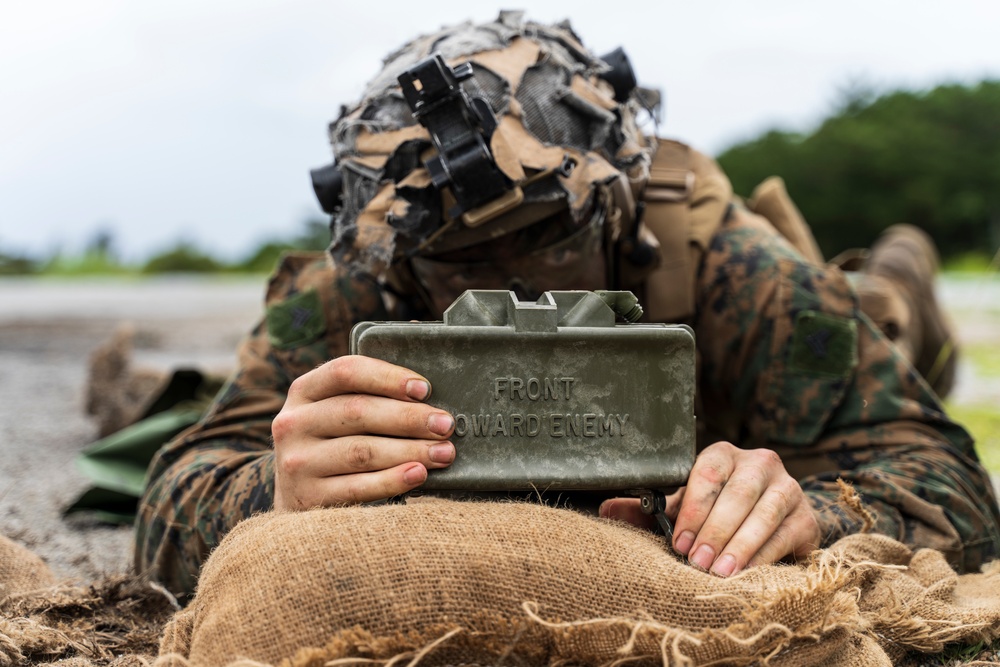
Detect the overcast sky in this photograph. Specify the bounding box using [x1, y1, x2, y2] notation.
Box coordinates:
[4, 0, 1000, 262]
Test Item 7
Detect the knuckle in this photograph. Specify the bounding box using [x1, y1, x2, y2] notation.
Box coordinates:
[747, 447, 782, 469]
[286, 484, 317, 511]
[773, 478, 801, 510]
[350, 483, 372, 505]
[764, 524, 795, 561]
[784, 476, 805, 498]
[340, 394, 369, 424]
[789, 504, 821, 547]
[402, 403, 432, 433]
[755, 497, 786, 527]
[287, 374, 308, 399]
[694, 460, 728, 488]
[277, 450, 305, 476]
[271, 410, 297, 441]
[346, 438, 375, 470]
[340, 479, 366, 505]
[341, 475, 395, 505]
[676, 505, 706, 528]
[697, 528, 727, 550]
[329, 355, 361, 386]
[727, 474, 765, 502]
[708, 440, 737, 454]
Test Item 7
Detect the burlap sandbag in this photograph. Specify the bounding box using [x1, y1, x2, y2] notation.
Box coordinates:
[826, 534, 1000, 662]
[159, 497, 1000, 666]
[0, 535, 54, 599]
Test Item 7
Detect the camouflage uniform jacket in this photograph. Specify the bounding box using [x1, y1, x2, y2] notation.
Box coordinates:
[135, 201, 1000, 601]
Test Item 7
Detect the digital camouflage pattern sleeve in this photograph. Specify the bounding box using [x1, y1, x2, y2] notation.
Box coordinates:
[694, 206, 1000, 573]
[133, 252, 389, 598]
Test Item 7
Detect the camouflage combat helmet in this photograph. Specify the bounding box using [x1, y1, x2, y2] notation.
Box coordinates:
[311, 11, 658, 282]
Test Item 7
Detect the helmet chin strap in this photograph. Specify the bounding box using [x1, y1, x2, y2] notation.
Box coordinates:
[384, 260, 438, 320]
[601, 174, 660, 292]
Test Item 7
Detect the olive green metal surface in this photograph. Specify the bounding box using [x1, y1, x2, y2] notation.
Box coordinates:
[350, 290, 695, 492]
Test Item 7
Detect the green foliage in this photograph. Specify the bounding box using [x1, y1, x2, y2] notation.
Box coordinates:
[0, 251, 39, 275]
[951, 402, 1000, 474]
[233, 218, 330, 273]
[41, 251, 132, 276]
[9, 218, 331, 276]
[946, 339, 1000, 475]
[925, 636, 999, 665]
[237, 241, 297, 273]
[141, 242, 223, 274]
[965, 341, 1000, 379]
[943, 251, 996, 273]
[718, 80, 1000, 259]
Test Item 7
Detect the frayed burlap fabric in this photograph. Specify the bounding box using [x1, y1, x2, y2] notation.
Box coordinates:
[0, 534, 54, 599]
[0, 572, 176, 666]
[157, 499, 1000, 667]
[0, 535, 175, 666]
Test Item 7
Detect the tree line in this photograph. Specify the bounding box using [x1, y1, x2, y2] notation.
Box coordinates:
[0, 221, 331, 276]
[717, 80, 1000, 262]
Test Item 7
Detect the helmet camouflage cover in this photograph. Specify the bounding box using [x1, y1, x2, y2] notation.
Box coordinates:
[326, 10, 653, 277]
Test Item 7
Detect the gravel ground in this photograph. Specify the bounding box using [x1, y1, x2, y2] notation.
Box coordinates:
[1, 274, 999, 667]
[0, 276, 262, 581]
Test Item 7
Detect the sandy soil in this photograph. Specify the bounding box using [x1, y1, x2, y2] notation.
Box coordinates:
[0, 277, 262, 581]
[1, 274, 997, 584]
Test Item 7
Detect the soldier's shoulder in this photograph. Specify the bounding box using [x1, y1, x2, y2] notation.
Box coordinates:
[265, 251, 335, 306]
[261, 251, 342, 352]
[261, 250, 388, 354]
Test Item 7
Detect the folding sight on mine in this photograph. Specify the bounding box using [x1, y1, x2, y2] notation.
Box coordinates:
[350, 290, 696, 495]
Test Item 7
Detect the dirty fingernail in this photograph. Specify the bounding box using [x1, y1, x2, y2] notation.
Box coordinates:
[429, 443, 455, 464]
[403, 464, 426, 485]
[428, 413, 454, 436]
[711, 554, 737, 577]
[674, 530, 695, 555]
[406, 380, 430, 400]
[690, 544, 715, 571]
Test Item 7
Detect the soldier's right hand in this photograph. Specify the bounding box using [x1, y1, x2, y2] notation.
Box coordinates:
[271, 355, 456, 511]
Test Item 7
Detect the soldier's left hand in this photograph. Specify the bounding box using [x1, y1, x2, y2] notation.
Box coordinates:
[599, 441, 820, 576]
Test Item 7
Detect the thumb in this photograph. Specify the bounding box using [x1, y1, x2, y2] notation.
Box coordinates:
[599, 497, 657, 531]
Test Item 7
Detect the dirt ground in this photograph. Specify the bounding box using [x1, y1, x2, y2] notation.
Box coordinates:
[0, 276, 262, 581]
[1, 273, 998, 587]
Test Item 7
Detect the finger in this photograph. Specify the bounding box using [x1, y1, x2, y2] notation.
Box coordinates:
[672, 442, 737, 557]
[704, 476, 800, 576]
[664, 487, 685, 521]
[685, 460, 773, 572]
[295, 394, 455, 439]
[598, 498, 657, 531]
[285, 462, 431, 509]
[288, 355, 432, 405]
[285, 436, 455, 478]
[747, 503, 822, 569]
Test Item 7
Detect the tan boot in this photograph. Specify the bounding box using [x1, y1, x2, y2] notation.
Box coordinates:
[864, 224, 958, 399]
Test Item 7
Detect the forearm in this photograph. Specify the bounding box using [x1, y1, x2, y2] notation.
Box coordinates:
[132, 255, 395, 597]
[800, 436, 999, 572]
[694, 207, 1000, 570]
[135, 441, 275, 598]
